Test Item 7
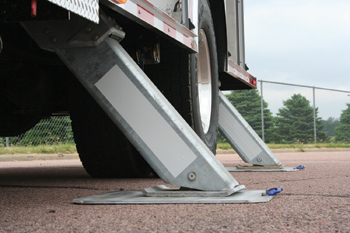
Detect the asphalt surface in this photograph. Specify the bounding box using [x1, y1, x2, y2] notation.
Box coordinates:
[0, 151, 349, 232]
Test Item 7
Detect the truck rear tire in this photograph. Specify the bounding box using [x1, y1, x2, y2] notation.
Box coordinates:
[191, 0, 219, 154]
[68, 77, 154, 178]
[145, 0, 219, 154]
[0, 96, 41, 137]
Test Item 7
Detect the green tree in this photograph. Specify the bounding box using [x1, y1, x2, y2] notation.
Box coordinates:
[321, 117, 340, 137]
[334, 103, 350, 142]
[224, 89, 276, 142]
[0, 137, 8, 147]
[275, 94, 328, 143]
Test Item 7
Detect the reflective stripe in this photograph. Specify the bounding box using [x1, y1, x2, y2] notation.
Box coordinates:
[227, 60, 257, 88]
[109, 0, 197, 52]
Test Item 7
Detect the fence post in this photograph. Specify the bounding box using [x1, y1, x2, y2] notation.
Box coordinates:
[260, 80, 265, 141]
[6, 137, 9, 147]
[313, 87, 317, 144]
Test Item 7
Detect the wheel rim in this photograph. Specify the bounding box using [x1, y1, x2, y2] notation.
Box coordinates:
[197, 29, 212, 134]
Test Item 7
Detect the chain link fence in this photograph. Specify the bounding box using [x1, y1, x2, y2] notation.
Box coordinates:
[259, 81, 350, 143]
[0, 116, 74, 147]
[2, 81, 350, 147]
[221, 81, 350, 144]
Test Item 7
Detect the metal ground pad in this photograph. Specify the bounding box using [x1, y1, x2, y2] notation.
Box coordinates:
[72, 187, 274, 204]
[227, 167, 299, 172]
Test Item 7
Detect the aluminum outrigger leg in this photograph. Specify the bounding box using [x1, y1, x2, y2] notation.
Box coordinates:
[53, 37, 275, 204]
[218, 92, 298, 172]
[19, 10, 278, 203]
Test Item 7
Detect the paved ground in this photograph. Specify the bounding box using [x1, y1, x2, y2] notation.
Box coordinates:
[0, 151, 349, 232]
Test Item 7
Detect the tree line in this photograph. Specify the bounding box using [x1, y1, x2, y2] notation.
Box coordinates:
[221, 90, 350, 144]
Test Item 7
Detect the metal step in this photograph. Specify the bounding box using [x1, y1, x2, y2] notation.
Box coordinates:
[218, 92, 298, 172]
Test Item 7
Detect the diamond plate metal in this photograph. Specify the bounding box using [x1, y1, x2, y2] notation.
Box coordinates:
[48, 0, 99, 23]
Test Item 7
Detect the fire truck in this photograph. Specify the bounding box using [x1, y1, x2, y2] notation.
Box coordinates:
[1, 1, 286, 199]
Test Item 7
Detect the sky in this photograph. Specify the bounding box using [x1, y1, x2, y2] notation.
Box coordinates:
[243, 0, 350, 119]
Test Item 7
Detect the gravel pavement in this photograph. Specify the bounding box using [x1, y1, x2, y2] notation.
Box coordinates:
[0, 151, 349, 232]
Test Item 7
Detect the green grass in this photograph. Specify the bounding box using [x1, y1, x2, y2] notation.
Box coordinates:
[0, 142, 349, 155]
[217, 142, 350, 150]
[217, 143, 234, 150]
[0, 143, 77, 155]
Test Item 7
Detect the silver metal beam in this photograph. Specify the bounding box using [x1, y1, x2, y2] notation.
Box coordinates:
[238, 0, 245, 69]
[218, 91, 281, 166]
[55, 37, 244, 194]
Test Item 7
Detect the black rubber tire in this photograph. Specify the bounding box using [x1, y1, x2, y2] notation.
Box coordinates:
[68, 77, 154, 178]
[145, 0, 219, 154]
[0, 62, 53, 137]
[191, 0, 219, 153]
[0, 96, 41, 136]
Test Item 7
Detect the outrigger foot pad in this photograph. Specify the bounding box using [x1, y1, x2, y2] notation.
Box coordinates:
[226, 165, 299, 172]
[72, 186, 275, 204]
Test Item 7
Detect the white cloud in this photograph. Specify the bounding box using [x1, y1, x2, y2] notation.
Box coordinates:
[243, 0, 350, 102]
[223, 1, 350, 119]
[245, 0, 350, 49]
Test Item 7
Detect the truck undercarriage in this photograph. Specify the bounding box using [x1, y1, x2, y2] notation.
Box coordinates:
[0, 0, 259, 180]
